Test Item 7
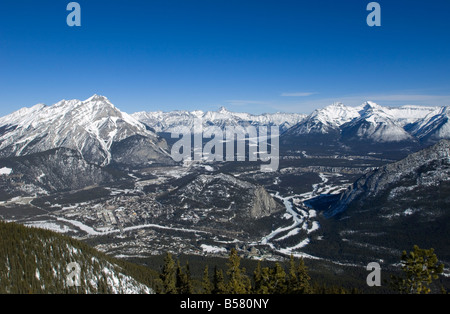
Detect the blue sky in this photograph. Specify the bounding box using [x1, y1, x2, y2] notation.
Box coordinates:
[1, 0, 450, 116]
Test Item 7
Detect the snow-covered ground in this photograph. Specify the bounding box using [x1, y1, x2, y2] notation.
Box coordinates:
[258, 172, 348, 259]
[55, 217, 211, 237]
[200, 244, 227, 254]
[0, 167, 12, 175]
[24, 221, 72, 233]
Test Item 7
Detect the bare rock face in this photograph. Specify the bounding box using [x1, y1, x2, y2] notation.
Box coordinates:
[251, 186, 279, 219]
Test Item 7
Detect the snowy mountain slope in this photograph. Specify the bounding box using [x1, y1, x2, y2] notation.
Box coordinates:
[0, 95, 170, 166]
[132, 107, 306, 135]
[408, 107, 450, 143]
[340, 102, 414, 143]
[383, 105, 438, 126]
[280, 101, 448, 156]
[284, 103, 362, 136]
[0, 220, 154, 294]
[1, 96, 448, 166]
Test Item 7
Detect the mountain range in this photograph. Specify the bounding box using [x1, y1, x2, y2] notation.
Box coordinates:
[281, 102, 450, 158]
[132, 106, 306, 134]
[1, 95, 449, 274]
[1, 96, 449, 165]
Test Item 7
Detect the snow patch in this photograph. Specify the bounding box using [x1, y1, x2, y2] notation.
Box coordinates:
[0, 167, 12, 175]
[200, 244, 227, 254]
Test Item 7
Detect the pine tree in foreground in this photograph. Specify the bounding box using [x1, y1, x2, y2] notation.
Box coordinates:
[202, 265, 212, 294]
[225, 248, 251, 294]
[212, 266, 227, 294]
[160, 253, 177, 294]
[390, 245, 444, 294]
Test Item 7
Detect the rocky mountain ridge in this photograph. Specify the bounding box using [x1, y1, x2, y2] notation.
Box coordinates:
[0, 95, 171, 167]
[325, 139, 450, 218]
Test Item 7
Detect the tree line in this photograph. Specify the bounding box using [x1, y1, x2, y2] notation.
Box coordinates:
[0, 220, 446, 294]
[155, 248, 355, 294]
[154, 246, 447, 294]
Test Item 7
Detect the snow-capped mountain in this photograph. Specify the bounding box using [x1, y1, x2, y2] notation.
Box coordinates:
[0, 95, 171, 167]
[408, 106, 450, 143]
[340, 102, 414, 143]
[383, 105, 438, 127]
[286, 101, 437, 141]
[281, 101, 448, 156]
[132, 107, 306, 135]
[284, 102, 362, 136]
[1, 96, 449, 166]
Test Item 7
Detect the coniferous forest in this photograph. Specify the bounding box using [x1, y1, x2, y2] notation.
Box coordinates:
[0, 220, 447, 294]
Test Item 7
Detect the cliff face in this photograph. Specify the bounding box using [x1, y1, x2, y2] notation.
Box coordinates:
[326, 139, 450, 217]
[251, 186, 279, 219]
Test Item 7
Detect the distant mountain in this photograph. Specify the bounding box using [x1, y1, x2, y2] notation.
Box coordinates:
[408, 107, 450, 143]
[281, 102, 446, 157]
[1, 96, 449, 168]
[340, 102, 414, 143]
[0, 220, 154, 294]
[132, 107, 306, 135]
[0, 95, 172, 167]
[280, 103, 361, 154]
[284, 103, 361, 137]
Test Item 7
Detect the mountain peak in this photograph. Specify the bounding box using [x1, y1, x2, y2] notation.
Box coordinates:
[440, 106, 450, 115]
[218, 106, 229, 114]
[329, 102, 346, 108]
[0, 95, 167, 167]
[362, 101, 382, 111]
[85, 94, 110, 103]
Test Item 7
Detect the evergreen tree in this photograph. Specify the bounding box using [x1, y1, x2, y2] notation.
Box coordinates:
[212, 266, 226, 294]
[176, 260, 185, 294]
[160, 252, 177, 294]
[184, 261, 194, 294]
[270, 262, 287, 294]
[391, 245, 444, 294]
[0, 221, 156, 294]
[295, 257, 311, 294]
[253, 261, 263, 294]
[287, 255, 298, 293]
[202, 265, 212, 294]
[259, 266, 272, 294]
[226, 248, 250, 294]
